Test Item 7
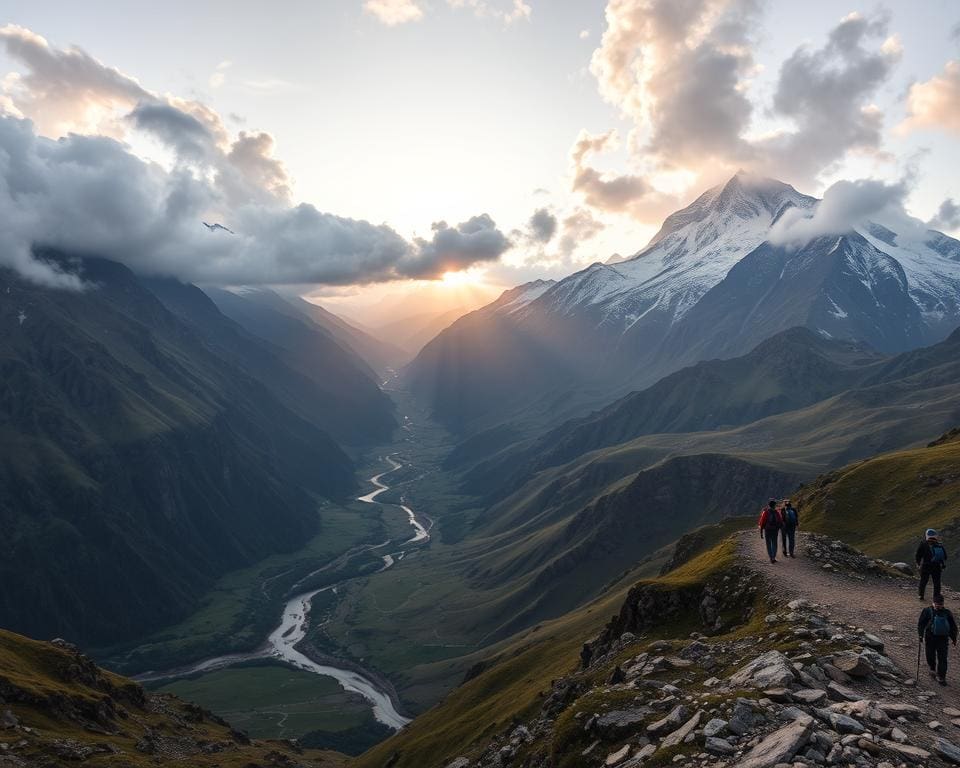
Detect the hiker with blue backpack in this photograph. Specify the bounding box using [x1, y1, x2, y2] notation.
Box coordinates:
[781, 500, 799, 558]
[916, 528, 948, 601]
[918, 593, 958, 686]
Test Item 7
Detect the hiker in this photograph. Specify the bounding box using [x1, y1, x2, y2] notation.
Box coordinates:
[781, 500, 799, 558]
[918, 593, 958, 686]
[579, 642, 593, 669]
[758, 498, 784, 564]
[916, 528, 948, 601]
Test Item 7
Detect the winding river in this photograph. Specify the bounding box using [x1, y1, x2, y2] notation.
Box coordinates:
[137, 454, 430, 731]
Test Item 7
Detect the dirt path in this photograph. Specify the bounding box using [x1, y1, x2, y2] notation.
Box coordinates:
[738, 530, 960, 712]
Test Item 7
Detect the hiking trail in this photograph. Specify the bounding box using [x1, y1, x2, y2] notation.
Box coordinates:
[738, 529, 960, 711]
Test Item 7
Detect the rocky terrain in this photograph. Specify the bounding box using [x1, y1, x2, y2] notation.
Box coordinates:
[395, 534, 960, 768]
[0, 628, 344, 767]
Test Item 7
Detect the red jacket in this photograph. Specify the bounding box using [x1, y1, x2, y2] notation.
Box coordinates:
[758, 507, 784, 530]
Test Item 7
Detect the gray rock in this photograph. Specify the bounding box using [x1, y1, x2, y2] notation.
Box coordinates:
[832, 653, 873, 678]
[877, 701, 922, 719]
[705, 736, 735, 756]
[647, 704, 689, 736]
[445, 759, 471, 768]
[605, 744, 631, 766]
[792, 689, 827, 705]
[0, 710, 17, 730]
[659, 711, 701, 750]
[826, 681, 864, 702]
[820, 663, 852, 685]
[727, 701, 757, 736]
[934, 738, 960, 765]
[731, 715, 813, 768]
[703, 718, 727, 737]
[828, 712, 865, 734]
[878, 739, 931, 762]
[596, 707, 652, 735]
[729, 650, 797, 689]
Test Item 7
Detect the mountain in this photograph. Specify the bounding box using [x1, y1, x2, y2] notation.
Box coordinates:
[181, 285, 396, 443]
[0, 628, 345, 767]
[409, 172, 960, 432]
[457, 327, 887, 495]
[373, 306, 469, 360]
[0, 255, 358, 647]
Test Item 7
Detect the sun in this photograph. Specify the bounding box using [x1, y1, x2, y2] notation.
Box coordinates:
[440, 269, 483, 288]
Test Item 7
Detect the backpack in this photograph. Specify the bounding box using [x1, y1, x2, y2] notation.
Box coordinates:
[932, 609, 951, 637]
[785, 507, 798, 526]
[763, 509, 782, 530]
[931, 543, 947, 565]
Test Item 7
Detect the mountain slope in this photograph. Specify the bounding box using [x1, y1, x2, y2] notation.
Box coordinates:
[409, 172, 960, 432]
[172, 284, 397, 443]
[0, 628, 345, 767]
[0, 256, 355, 647]
[460, 327, 887, 496]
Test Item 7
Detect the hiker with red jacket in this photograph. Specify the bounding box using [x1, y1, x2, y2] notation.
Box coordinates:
[916, 528, 948, 601]
[918, 593, 958, 686]
[758, 498, 785, 564]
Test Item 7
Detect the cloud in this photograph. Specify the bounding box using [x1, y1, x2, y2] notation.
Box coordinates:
[929, 198, 960, 232]
[0, 23, 150, 137]
[408, 214, 512, 278]
[759, 12, 902, 184]
[209, 60, 231, 89]
[0, 115, 512, 288]
[579, 29, 590, 40]
[768, 177, 908, 247]
[363, 0, 424, 25]
[900, 60, 960, 136]
[446, 0, 531, 23]
[577, 3, 902, 222]
[570, 130, 650, 213]
[528, 208, 558, 244]
[558, 207, 604, 258]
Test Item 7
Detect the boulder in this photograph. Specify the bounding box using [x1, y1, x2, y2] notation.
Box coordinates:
[705, 736, 735, 756]
[703, 718, 727, 738]
[791, 689, 827, 706]
[833, 653, 874, 678]
[820, 663, 852, 684]
[646, 704, 688, 736]
[877, 701, 922, 719]
[729, 650, 797, 689]
[827, 712, 865, 734]
[935, 738, 960, 765]
[731, 715, 813, 768]
[878, 739, 932, 762]
[658, 711, 701, 750]
[605, 744, 630, 766]
[826, 681, 864, 702]
[596, 708, 651, 736]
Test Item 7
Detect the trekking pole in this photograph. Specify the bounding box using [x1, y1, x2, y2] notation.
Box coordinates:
[917, 639, 922, 680]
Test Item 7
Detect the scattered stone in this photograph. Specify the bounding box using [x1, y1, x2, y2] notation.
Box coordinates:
[605, 744, 630, 766]
[890, 728, 908, 743]
[596, 708, 651, 735]
[832, 653, 874, 677]
[930, 720, 944, 730]
[877, 702, 922, 719]
[659, 711, 701, 750]
[732, 715, 813, 768]
[820, 663, 852, 684]
[729, 651, 796, 688]
[934, 738, 960, 765]
[791, 689, 827, 706]
[445, 760, 471, 768]
[705, 737, 735, 756]
[827, 712, 865, 734]
[703, 718, 727, 738]
[826, 681, 864, 702]
[0, 711, 17, 730]
[647, 705, 689, 736]
[878, 739, 932, 762]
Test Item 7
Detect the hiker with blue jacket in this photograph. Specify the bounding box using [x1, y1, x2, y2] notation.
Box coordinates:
[918, 593, 958, 686]
[916, 528, 948, 601]
[781, 500, 799, 558]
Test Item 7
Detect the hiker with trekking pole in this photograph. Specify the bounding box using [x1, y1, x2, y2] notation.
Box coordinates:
[781, 499, 799, 558]
[916, 528, 948, 601]
[918, 593, 958, 686]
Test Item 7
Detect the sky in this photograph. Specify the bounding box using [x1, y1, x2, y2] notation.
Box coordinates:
[1, 0, 959, 318]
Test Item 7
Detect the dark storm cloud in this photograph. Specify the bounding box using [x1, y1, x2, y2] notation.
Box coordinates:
[929, 198, 960, 232]
[528, 208, 558, 244]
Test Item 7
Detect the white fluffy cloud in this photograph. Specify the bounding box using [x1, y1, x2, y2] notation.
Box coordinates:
[0, 27, 512, 288]
[577, 3, 903, 222]
[768, 177, 908, 247]
[363, 0, 424, 25]
[901, 60, 960, 136]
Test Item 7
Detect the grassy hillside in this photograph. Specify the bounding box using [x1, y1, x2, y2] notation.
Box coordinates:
[351, 536, 748, 768]
[798, 428, 960, 562]
[0, 628, 345, 767]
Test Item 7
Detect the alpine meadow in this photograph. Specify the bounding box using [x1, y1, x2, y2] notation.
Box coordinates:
[3, 2, 960, 767]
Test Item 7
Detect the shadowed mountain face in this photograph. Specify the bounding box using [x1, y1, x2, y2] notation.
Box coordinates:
[0, 256, 362, 646]
[408, 173, 960, 433]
